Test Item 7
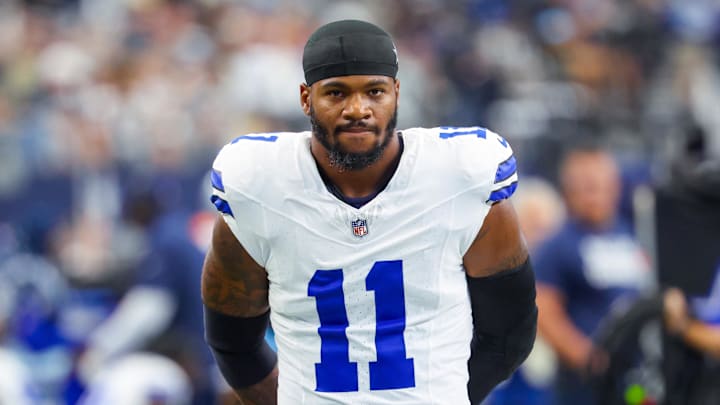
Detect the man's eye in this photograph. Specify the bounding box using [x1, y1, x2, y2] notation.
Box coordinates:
[369, 89, 385, 96]
[327, 90, 343, 97]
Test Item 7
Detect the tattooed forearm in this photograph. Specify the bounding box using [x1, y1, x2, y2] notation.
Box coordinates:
[201, 254, 269, 315]
[201, 216, 269, 317]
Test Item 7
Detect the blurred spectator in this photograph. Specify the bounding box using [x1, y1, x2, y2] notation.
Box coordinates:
[0, 252, 75, 403]
[534, 144, 652, 405]
[0, 347, 39, 405]
[0, 251, 43, 405]
[665, 276, 720, 359]
[78, 352, 192, 405]
[663, 267, 720, 404]
[659, 155, 720, 403]
[513, 178, 566, 250]
[78, 177, 219, 404]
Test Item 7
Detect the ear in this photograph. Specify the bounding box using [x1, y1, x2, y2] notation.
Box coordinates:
[300, 83, 311, 116]
[394, 78, 400, 107]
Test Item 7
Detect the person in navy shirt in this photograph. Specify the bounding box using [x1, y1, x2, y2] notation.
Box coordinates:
[534, 145, 651, 405]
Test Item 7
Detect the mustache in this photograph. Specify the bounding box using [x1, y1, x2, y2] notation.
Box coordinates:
[335, 121, 380, 134]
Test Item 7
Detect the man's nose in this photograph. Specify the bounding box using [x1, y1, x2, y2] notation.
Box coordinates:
[342, 93, 371, 121]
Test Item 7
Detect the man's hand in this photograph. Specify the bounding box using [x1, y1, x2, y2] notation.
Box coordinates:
[664, 288, 691, 336]
[583, 346, 610, 378]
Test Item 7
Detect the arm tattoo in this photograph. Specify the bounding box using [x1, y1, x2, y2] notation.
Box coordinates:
[201, 219, 269, 317]
[491, 247, 529, 274]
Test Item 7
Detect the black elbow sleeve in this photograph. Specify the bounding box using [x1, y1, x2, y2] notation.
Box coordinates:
[466, 258, 538, 404]
[204, 305, 277, 389]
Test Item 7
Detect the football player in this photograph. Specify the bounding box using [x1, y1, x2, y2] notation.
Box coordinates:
[202, 20, 537, 405]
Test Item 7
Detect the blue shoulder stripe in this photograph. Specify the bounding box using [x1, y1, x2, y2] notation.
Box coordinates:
[210, 195, 234, 217]
[487, 181, 518, 203]
[211, 169, 225, 192]
[231, 134, 278, 143]
[494, 155, 517, 184]
[438, 127, 487, 139]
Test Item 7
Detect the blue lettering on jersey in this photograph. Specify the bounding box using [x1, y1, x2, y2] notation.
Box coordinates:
[438, 126, 487, 139]
[308, 260, 415, 392]
[366, 260, 415, 390]
[230, 134, 279, 143]
[308, 269, 359, 392]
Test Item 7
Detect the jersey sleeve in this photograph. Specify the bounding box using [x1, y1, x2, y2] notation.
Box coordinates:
[483, 129, 518, 205]
[423, 126, 520, 256]
[209, 142, 271, 267]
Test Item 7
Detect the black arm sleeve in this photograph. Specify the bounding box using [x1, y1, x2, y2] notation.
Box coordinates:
[466, 258, 538, 404]
[204, 305, 277, 389]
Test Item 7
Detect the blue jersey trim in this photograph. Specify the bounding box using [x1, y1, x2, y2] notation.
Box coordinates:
[494, 155, 517, 184]
[438, 127, 487, 139]
[231, 134, 279, 143]
[211, 169, 225, 192]
[211, 195, 234, 217]
[487, 181, 518, 203]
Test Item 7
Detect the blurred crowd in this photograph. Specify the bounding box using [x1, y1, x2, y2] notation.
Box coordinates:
[0, 0, 718, 404]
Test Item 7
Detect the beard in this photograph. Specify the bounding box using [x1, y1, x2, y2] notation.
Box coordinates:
[310, 105, 398, 172]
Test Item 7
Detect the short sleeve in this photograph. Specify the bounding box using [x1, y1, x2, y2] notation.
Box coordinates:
[209, 144, 270, 267]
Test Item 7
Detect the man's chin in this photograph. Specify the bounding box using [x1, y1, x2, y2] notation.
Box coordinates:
[336, 142, 378, 156]
[328, 146, 385, 171]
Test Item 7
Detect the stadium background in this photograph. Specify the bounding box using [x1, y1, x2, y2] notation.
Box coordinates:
[0, 0, 718, 404]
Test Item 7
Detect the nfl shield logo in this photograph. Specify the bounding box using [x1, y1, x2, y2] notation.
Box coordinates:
[351, 218, 369, 238]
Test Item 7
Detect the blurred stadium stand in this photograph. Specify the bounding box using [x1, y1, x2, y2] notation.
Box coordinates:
[0, 0, 718, 404]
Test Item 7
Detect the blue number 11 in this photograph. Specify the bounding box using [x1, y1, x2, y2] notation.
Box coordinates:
[308, 260, 415, 392]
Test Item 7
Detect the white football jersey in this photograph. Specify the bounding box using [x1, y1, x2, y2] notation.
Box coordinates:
[211, 126, 518, 405]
